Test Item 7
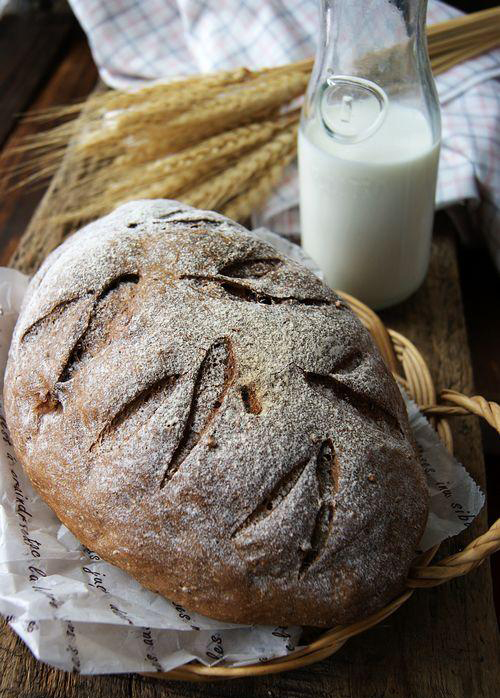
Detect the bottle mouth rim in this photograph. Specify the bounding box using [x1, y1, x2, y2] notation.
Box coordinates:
[320, 75, 389, 144]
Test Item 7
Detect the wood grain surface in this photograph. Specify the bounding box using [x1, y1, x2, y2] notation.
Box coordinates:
[0, 19, 98, 267]
[0, 14, 74, 149]
[0, 11, 498, 698]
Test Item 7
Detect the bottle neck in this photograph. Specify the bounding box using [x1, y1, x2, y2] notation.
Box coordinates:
[318, 0, 429, 88]
[304, 0, 440, 147]
[320, 0, 427, 33]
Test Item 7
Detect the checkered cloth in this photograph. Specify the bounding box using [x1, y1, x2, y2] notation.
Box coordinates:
[68, 0, 500, 267]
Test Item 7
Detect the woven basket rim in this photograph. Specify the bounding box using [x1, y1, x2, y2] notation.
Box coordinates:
[142, 291, 500, 681]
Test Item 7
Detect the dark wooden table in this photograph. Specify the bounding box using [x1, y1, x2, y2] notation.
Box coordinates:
[0, 11, 499, 698]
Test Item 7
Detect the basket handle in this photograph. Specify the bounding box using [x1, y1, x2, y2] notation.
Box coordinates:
[422, 389, 500, 432]
[408, 390, 500, 588]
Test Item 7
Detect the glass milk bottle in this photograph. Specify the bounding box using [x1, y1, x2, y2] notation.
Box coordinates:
[298, 0, 441, 309]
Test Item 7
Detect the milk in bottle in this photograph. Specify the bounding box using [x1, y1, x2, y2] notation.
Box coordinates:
[299, 0, 441, 309]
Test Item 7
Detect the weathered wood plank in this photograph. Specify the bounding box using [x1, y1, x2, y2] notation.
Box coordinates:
[458, 243, 500, 617]
[0, 15, 75, 149]
[0, 23, 97, 266]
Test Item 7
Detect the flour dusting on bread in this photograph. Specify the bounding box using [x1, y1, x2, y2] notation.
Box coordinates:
[4, 200, 428, 627]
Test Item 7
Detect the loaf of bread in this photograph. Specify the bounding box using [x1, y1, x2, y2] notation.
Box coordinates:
[4, 200, 428, 627]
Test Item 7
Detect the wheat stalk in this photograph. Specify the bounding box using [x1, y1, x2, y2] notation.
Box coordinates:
[104, 112, 299, 200]
[222, 150, 297, 222]
[75, 69, 308, 163]
[182, 123, 297, 210]
[49, 121, 298, 224]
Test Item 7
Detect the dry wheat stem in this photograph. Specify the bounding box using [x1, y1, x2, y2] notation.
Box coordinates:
[427, 23, 500, 50]
[432, 37, 500, 74]
[83, 61, 309, 111]
[41, 110, 298, 201]
[103, 112, 299, 199]
[49, 123, 297, 224]
[222, 149, 297, 221]
[24, 66, 257, 122]
[105, 120, 298, 204]
[426, 6, 500, 37]
[91, 65, 310, 132]
[76, 70, 308, 162]
[67, 65, 304, 135]
[14, 61, 309, 165]
[13, 122, 77, 154]
[428, 29, 500, 56]
[181, 124, 297, 210]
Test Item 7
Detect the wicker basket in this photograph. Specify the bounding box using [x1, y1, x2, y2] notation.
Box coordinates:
[142, 290, 500, 682]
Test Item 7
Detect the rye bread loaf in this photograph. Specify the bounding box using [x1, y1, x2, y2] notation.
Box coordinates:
[4, 199, 428, 627]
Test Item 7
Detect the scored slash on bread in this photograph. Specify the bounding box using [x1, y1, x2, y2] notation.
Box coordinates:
[160, 337, 234, 487]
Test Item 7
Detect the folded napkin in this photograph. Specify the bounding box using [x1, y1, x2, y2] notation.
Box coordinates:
[69, 0, 500, 267]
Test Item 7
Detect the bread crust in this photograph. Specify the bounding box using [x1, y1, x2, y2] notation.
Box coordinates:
[4, 200, 428, 626]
